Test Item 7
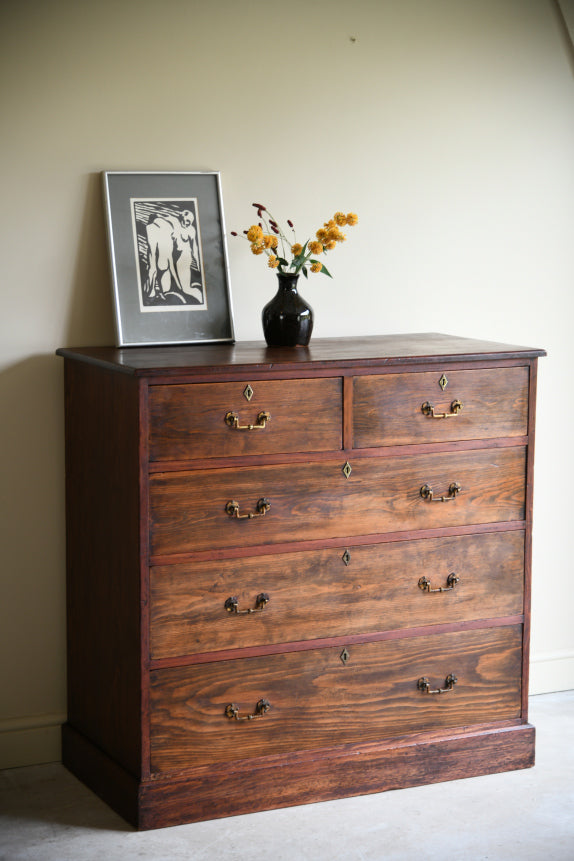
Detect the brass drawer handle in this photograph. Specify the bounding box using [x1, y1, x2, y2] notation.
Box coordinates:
[225, 593, 270, 614]
[225, 698, 271, 721]
[420, 482, 461, 502]
[421, 400, 463, 419]
[418, 573, 460, 593]
[417, 674, 457, 695]
[225, 410, 271, 430]
[225, 498, 270, 519]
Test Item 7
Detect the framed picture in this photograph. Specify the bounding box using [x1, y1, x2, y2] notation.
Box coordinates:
[103, 171, 235, 346]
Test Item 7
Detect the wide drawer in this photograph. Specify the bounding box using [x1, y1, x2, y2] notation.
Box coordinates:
[353, 366, 529, 448]
[149, 447, 526, 556]
[149, 625, 523, 772]
[150, 531, 525, 659]
[148, 377, 342, 461]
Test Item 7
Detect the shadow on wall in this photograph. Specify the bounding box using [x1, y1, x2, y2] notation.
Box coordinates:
[0, 354, 68, 721]
[553, 0, 574, 74]
[65, 171, 116, 348]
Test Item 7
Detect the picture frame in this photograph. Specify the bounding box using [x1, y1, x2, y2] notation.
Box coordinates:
[102, 171, 235, 346]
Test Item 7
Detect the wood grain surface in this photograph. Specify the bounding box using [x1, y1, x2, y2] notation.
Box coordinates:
[149, 446, 526, 556]
[150, 531, 525, 658]
[353, 366, 529, 447]
[149, 377, 342, 461]
[150, 625, 523, 772]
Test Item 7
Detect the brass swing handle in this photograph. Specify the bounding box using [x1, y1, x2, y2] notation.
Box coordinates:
[417, 674, 458, 695]
[225, 593, 270, 614]
[419, 573, 460, 593]
[420, 482, 461, 502]
[225, 698, 271, 722]
[421, 399, 463, 419]
[225, 410, 271, 430]
[225, 498, 270, 519]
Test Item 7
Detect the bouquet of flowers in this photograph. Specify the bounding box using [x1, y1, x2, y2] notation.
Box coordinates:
[232, 203, 358, 278]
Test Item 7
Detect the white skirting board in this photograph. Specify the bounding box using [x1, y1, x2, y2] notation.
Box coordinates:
[0, 713, 64, 770]
[529, 651, 574, 696]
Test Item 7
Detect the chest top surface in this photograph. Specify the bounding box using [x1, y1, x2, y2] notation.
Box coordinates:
[56, 333, 546, 378]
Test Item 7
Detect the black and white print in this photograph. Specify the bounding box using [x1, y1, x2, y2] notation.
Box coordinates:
[131, 198, 207, 311]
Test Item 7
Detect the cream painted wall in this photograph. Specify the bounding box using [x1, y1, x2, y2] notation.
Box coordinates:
[1, 0, 573, 768]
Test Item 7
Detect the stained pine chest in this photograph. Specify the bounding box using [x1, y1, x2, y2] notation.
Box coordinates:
[57, 334, 545, 829]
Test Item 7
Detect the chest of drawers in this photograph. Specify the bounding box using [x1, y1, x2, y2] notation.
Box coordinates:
[57, 334, 545, 830]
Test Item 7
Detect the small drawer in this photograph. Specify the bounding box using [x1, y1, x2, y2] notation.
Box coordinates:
[149, 531, 525, 659]
[353, 366, 529, 448]
[149, 447, 526, 557]
[149, 625, 523, 772]
[149, 377, 342, 461]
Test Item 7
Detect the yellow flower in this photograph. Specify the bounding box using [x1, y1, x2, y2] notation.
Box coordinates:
[325, 239, 337, 250]
[268, 255, 279, 268]
[334, 211, 347, 226]
[246, 224, 263, 242]
[315, 228, 328, 242]
[309, 240, 324, 255]
[323, 219, 336, 231]
[310, 261, 323, 273]
[327, 227, 345, 243]
[251, 241, 265, 255]
[346, 212, 358, 226]
[263, 234, 278, 249]
[291, 243, 303, 256]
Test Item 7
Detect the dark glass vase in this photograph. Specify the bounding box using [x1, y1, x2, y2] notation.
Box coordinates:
[262, 272, 314, 347]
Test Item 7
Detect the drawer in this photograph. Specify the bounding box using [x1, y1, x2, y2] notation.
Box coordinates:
[149, 446, 526, 556]
[149, 377, 342, 461]
[149, 625, 523, 772]
[150, 531, 525, 659]
[353, 366, 529, 448]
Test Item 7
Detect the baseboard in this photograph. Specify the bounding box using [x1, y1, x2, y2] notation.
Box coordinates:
[529, 651, 574, 695]
[62, 720, 535, 830]
[0, 713, 64, 769]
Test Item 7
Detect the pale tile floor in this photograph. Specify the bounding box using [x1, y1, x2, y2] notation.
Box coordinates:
[1, 691, 573, 861]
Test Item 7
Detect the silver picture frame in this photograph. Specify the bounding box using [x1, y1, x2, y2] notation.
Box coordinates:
[103, 171, 235, 346]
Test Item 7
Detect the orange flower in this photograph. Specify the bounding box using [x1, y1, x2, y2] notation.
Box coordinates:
[346, 212, 358, 226]
[334, 211, 347, 226]
[310, 261, 323, 273]
[246, 224, 263, 242]
[268, 255, 279, 268]
[251, 241, 265, 255]
[325, 239, 337, 251]
[291, 243, 303, 256]
[263, 234, 278, 249]
[327, 227, 345, 243]
[308, 240, 324, 255]
[315, 228, 328, 242]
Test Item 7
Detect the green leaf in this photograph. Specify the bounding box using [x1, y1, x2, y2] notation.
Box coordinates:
[302, 266, 308, 278]
[319, 262, 333, 278]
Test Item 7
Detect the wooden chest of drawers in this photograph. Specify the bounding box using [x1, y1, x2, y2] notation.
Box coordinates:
[57, 334, 545, 830]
